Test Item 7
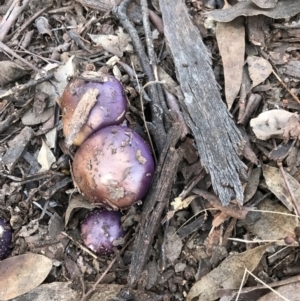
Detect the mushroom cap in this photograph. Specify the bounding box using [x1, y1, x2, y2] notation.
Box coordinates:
[61, 75, 127, 146]
[81, 209, 124, 255]
[0, 217, 12, 260]
[73, 125, 155, 209]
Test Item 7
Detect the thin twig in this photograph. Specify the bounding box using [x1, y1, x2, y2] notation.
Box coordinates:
[239, 269, 290, 301]
[10, 6, 50, 42]
[0, 73, 54, 99]
[132, 61, 158, 164]
[272, 70, 300, 104]
[0, 0, 30, 41]
[80, 238, 133, 301]
[61, 231, 98, 260]
[0, 40, 39, 71]
[277, 161, 300, 216]
[113, 0, 166, 152]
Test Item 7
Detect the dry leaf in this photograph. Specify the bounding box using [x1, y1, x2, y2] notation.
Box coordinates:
[251, 0, 278, 8]
[212, 211, 229, 228]
[10, 282, 79, 301]
[74, 0, 122, 12]
[187, 244, 269, 301]
[65, 195, 97, 226]
[216, 18, 245, 109]
[165, 226, 183, 263]
[283, 114, 300, 143]
[209, 0, 300, 22]
[239, 198, 298, 241]
[89, 284, 163, 301]
[257, 282, 300, 301]
[89, 27, 133, 57]
[54, 55, 77, 97]
[0, 61, 30, 87]
[247, 56, 273, 87]
[45, 128, 57, 149]
[22, 106, 54, 126]
[262, 164, 300, 212]
[0, 253, 52, 300]
[244, 167, 261, 203]
[112, 65, 122, 81]
[282, 60, 300, 78]
[250, 110, 295, 140]
[38, 140, 56, 171]
[18, 219, 39, 237]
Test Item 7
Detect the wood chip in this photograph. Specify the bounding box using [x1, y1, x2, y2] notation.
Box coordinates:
[2, 126, 34, 172]
[65, 88, 99, 147]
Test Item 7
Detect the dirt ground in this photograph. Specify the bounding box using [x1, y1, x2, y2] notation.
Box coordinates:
[0, 0, 300, 300]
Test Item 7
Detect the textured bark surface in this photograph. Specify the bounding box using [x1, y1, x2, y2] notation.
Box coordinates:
[160, 0, 247, 206]
[128, 126, 182, 285]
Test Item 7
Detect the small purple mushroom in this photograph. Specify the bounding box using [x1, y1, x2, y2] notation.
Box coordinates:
[0, 217, 12, 260]
[72, 125, 155, 209]
[61, 75, 127, 146]
[81, 209, 125, 255]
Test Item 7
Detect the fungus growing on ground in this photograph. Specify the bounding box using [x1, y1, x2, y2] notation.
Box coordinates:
[61, 75, 127, 146]
[0, 217, 12, 260]
[81, 209, 125, 255]
[72, 125, 155, 209]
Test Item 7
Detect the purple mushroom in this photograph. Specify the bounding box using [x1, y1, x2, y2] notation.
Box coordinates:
[0, 217, 12, 260]
[72, 125, 155, 209]
[81, 209, 125, 255]
[61, 75, 127, 146]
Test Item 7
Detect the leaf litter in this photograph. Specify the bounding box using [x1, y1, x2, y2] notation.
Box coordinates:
[0, 0, 300, 300]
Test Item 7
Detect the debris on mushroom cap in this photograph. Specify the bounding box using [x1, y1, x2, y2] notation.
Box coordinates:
[81, 209, 125, 255]
[61, 74, 127, 146]
[0, 217, 12, 260]
[72, 125, 155, 209]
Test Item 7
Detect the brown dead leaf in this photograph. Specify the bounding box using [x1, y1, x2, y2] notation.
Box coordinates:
[22, 106, 54, 126]
[89, 284, 163, 301]
[250, 110, 295, 140]
[239, 198, 298, 241]
[18, 219, 39, 237]
[247, 56, 272, 87]
[10, 282, 79, 301]
[282, 60, 300, 79]
[187, 244, 270, 301]
[212, 211, 229, 228]
[283, 114, 300, 143]
[216, 17, 245, 109]
[269, 141, 294, 162]
[219, 275, 300, 300]
[251, 0, 278, 8]
[257, 282, 300, 301]
[244, 167, 261, 203]
[2, 126, 34, 172]
[53, 56, 77, 97]
[209, 0, 300, 22]
[193, 189, 249, 220]
[89, 27, 133, 57]
[74, 0, 122, 12]
[0, 61, 30, 87]
[0, 253, 52, 300]
[65, 195, 97, 226]
[262, 164, 300, 212]
[38, 140, 56, 171]
[165, 226, 183, 263]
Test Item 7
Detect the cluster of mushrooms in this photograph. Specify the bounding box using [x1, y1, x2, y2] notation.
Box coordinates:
[0, 72, 155, 260]
[61, 72, 155, 255]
